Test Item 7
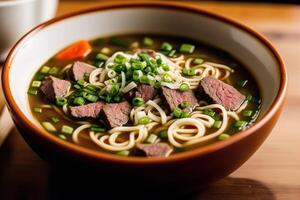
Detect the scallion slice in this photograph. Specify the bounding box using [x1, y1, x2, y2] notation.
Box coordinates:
[49, 67, 59, 75]
[178, 83, 190, 92]
[218, 133, 230, 141]
[213, 121, 222, 129]
[61, 125, 73, 134]
[56, 98, 67, 106]
[27, 88, 38, 96]
[179, 44, 195, 53]
[73, 97, 85, 106]
[160, 42, 172, 52]
[115, 150, 130, 157]
[138, 116, 151, 125]
[33, 107, 42, 113]
[42, 122, 56, 132]
[96, 53, 109, 61]
[143, 37, 153, 46]
[31, 81, 42, 88]
[159, 130, 168, 139]
[173, 107, 182, 118]
[40, 66, 50, 74]
[132, 97, 144, 106]
[145, 134, 158, 144]
[193, 58, 204, 65]
[242, 110, 253, 117]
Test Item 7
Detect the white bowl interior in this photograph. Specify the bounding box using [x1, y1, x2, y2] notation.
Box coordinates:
[8, 7, 280, 123]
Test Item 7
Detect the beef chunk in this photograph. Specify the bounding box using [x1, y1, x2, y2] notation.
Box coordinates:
[125, 84, 157, 102]
[137, 143, 173, 157]
[40, 76, 71, 100]
[71, 61, 96, 80]
[161, 87, 198, 111]
[136, 85, 157, 102]
[197, 76, 245, 111]
[101, 101, 131, 128]
[70, 102, 104, 118]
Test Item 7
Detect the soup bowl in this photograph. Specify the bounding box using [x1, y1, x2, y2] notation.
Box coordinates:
[1, 2, 286, 186]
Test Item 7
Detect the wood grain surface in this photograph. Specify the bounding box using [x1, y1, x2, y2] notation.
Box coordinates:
[0, 1, 300, 199]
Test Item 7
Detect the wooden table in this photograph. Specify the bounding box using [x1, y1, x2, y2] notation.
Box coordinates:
[1, 1, 300, 199]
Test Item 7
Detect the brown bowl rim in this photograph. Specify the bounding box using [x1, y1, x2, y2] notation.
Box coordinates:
[1, 1, 287, 165]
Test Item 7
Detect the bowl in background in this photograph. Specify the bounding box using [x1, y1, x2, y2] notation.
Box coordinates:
[1, 2, 287, 186]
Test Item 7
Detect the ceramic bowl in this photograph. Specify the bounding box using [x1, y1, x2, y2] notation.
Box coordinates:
[1, 2, 287, 186]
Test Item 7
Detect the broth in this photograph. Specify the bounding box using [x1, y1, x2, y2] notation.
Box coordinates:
[28, 34, 261, 157]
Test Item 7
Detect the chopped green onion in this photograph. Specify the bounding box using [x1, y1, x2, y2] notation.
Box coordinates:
[42, 122, 56, 132]
[143, 37, 154, 46]
[162, 73, 173, 83]
[77, 79, 86, 86]
[160, 42, 172, 51]
[73, 97, 85, 106]
[61, 125, 73, 135]
[246, 95, 253, 101]
[51, 117, 60, 123]
[173, 107, 182, 118]
[180, 101, 190, 109]
[242, 110, 253, 117]
[27, 88, 38, 96]
[58, 134, 66, 140]
[179, 83, 190, 92]
[40, 66, 50, 74]
[132, 97, 144, 106]
[218, 133, 231, 141]
[90, 126, 106, 132]
[114, 64, 126, 73]
[154, 82, 161, 89]
[114, 54, 126, 64]
[159, 130, 168, 139]
[145, 134, 158, 144]
[31, 81, 42, 88]
[182, 68, 196, 76]
[96, 53, 109, 61]
[33, 107, 42, 113]
[138, 116, 151, 125]
[179, 44, 195, 53]
[203, 109, 215, 117]
[84, 94, 98, 102]
[168, 50, 176, 57]
[156, 57, 162, 65]
[140, 75, 150, 84]
[161, 64, 170, 71]
[74, 84, 81, 90]
[109, 84, 119, 96]
[237, 80, 248, 87]
[49, 67, 59, 75]
[132, 70, 141, 82]
[193, 58, 204, 65]
[234, 120, 247, 128]
[115, 150, 130, 157]
[213, 121, 222, 129]
[180, 111, 190, 118]
[86, 84, 98, 92]
[56, 98, 67, 106]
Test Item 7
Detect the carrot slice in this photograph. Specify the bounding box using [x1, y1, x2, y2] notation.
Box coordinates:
[56, 40, 92, 61]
